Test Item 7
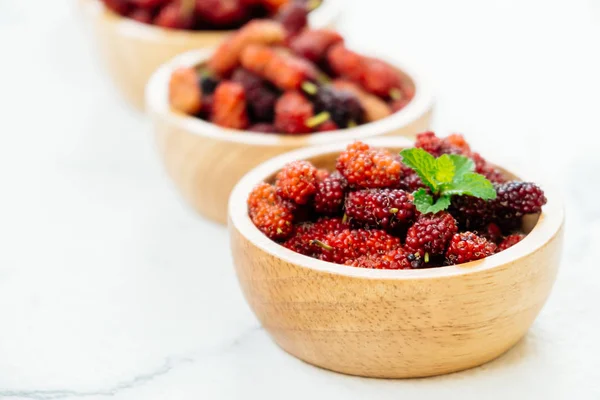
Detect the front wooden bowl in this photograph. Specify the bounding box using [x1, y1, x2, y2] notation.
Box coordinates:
[78, 0, 343, 109]
[145, 50, 434, 224]
[228, 137, 564, 378]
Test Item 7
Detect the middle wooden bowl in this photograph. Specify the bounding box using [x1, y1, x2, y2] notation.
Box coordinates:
[146, 49, 434, 224]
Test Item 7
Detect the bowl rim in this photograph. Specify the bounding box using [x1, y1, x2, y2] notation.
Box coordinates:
[145, 47, 434, 147]
[228, 137, 565, 280]
[80, 0, 343, 42]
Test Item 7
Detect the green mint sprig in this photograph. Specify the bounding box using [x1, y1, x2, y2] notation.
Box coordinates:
[400, 148, 497, 214]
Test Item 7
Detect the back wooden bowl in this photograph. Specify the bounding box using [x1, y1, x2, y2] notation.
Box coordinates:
[228, 137, 564, 378]
[145, 50, 434, 224]
[78, 0, 343, 109]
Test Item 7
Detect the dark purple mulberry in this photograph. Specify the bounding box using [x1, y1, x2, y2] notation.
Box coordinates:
[232, 68, 278, 121]
[493, 181, 547, 216]
[313, 86, 364, 128]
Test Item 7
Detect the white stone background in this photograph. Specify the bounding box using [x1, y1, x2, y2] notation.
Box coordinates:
[0, 0, 599, 398]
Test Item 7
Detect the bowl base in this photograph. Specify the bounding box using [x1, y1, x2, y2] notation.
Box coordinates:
[271, 332, 526, 379]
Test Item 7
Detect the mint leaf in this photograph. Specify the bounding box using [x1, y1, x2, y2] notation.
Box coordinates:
[435, 154, 455, 183]
[400, 148, 438, 191]
[413, 188, 433, 210]
[443, 172, 497, 199]
[413, 189, 452, 214]
[428, 195, 452, 213]
[448, 154, 475, 179]
[404, 148, 496, 215]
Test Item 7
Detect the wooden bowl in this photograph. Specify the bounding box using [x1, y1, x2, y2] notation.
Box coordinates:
[78, 0, 343, 109]
[145, 49, 434, 224]
[228, 137, 564, 378]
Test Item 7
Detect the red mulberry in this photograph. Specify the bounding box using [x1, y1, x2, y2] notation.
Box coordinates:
[497, 234, 525, 252]
[318, 229, 402, 264]
[313, 172, 347, 214]
[248, 183, 294, 240]
[336, 141, 402, 188]
[348, 247, 422, 270]
[275, 160, 318, 204]
[345, 189, 415, 229]
[445, 231, 497, 265]
[405, 212, 458, 257]
[283, 217, 348, 257]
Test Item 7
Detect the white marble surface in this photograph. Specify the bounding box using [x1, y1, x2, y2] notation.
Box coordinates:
[0, 0, 599, 399]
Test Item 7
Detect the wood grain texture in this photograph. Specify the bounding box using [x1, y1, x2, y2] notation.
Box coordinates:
[78, 0, 342, 109]
[146, 51, 434, 224]
[228, 138, 564, 378]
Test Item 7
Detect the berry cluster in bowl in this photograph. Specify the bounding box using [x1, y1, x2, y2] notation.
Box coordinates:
[168, 11, 414, 134]
[101, 0, 320, 30]
[246, 132, 547, 269]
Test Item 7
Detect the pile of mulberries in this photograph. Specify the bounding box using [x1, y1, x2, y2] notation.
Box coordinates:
[168, 7, 415, 133]
[102, 0, 320, 31]
[247, 133, 547, 269]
